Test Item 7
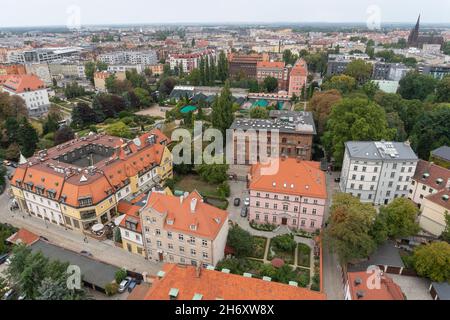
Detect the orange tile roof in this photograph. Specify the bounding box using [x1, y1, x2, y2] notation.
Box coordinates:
[2, 74, 45, 93]
[138, 264, 326, 300]
[290, 59, 308, 77]
[145, 191, 228, 240]
[257, 61, 285, 69]
[413, 160, 450, 191]
[347, 271, 404, 300]
[7, 228, 40, 246]
[250, 159, 327, 199]
[118, 200, 143, 233]
[426, 189, 450, 210]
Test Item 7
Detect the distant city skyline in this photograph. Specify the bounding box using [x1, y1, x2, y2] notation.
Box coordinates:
[1, 0, 449, 28]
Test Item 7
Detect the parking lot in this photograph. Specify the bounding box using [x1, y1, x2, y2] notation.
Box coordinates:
[227, 179, 250, 226]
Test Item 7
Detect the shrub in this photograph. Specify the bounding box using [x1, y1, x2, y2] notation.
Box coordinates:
[115, 268, 127, 284]
[272, 234, 296, 252]
[105, 283, 119, 296]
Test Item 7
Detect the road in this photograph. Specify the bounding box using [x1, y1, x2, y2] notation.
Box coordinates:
[0, 168, 163, 276]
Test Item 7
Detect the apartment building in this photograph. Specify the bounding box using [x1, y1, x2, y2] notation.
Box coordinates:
[248, 158, 327, 231]
[97, 51, 157, 66]
[230, 110, 316, 163]
[129, 263, 326, 300]
[168, 49, 217, 74]
[256, 61, 289, 91]
[1, 74, 50, 117]
[93, 70, 126, 92]
[48, 63, 86, 79]
[140, 191, 229, 268]
[228, 53, 269, 79]
[10, 129, 173, 233]
[288, 59, 308, 97]
[7, 47, 82, 64]
[408, 160, 450, 236]
[339, 141, 418, 205]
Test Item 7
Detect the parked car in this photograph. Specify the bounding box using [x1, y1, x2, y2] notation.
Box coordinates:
[334, 177, 341, 183]
[240, 206, 248, 218]
[39, 236, 49, 242]
[244, 198, 250, 206]
[233, 198, 241, 207]
[2, 289, 15, 300]
[118, 277, 132, 293]
[127, 279, 137, 293]
[80, 250, 93, 257]
[0, 254, 9, 265]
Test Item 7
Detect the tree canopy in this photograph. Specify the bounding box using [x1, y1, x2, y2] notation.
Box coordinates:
[398, 72, 437, 101]
[413, 241, 450, 282]
[307, 89, 342, 135]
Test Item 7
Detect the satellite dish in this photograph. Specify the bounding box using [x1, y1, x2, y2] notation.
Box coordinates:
[133, 138, 142, 147]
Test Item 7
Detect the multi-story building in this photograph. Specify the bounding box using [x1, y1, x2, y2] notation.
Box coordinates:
[1, 74, 50, 117]
[148, 64, 164, 76]
[168, 50, 217, 74]
[248, 158, 327, 231]
[140, 191, 229, 267]
[94, 70, 126, 92]
[97, 51, 157, 66]
[10, 129, 173, 233]
[418, 64, 450, 80]
[326, 53, 370, 77]
[288, 59, 308, 97]
[48, 63, 86, 79]
[7, 47, 82, 64]
[430, 146, 450, 169]
[256, 61, 289, 91]
[339, 141, 418, 205]
[130, 263, 326, 300]
[228, 53, 268, 79]
[408, 160, 450, 237]
[230, 110, 316, 163]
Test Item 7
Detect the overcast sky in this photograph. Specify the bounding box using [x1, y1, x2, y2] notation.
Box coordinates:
[1, 0, 449, 27]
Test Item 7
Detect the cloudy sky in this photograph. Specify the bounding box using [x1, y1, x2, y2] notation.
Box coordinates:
[1, 0, 449, 27]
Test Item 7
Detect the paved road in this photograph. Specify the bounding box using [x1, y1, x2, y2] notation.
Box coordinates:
[0, 172, 163, 276]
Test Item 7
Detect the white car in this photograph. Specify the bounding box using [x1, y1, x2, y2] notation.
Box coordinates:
[118, 277, 132, 293]
[244, 198, 250, 206]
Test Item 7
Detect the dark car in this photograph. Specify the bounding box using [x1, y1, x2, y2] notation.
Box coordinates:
[334, 177, 341, 183]
[0, 254, 9, 265]
[233, 198, 241, 207]
[80, 250, 93, 257]
[240, 206, 248, 218]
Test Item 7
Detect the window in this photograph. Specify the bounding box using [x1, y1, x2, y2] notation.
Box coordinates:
[190, 249, 196, 256]
[354, 165, 358, 171]
[310, 221, 315, 228]
[352, 174, 357, 180]
[312, 209, 317, 215]
[374, 167, 378, 173]
[256, 201, 260, 207]
[155, 229, 161, 236]
[265, 203, 269, 209]
[350, 183, 355, 189]
[202, 240, 208, 247]
[255, 214, 260, 220]
[388, 182, 393, 188]
[189, 236, 196, 245]
[372, 176, 376, 182]
[302, 207, 307, 214]
[168, 243, 174, 250]
[360, 175, 365, 181]
[179, 246, 185, 253]
[283, 205, 288, 211]
[202, 252, 208, 259]
[393, 164, 398, 170]
[390, 172, 395, 178]
[157, 240, 162, 248]
[178, 234, 184, 241]
[301, 220, 305, 226]
[264, 215, 269, 222]
[294, 206, 298, 212]
[167, 232, 173, 239]
[272, 216, 277, 223]
[274, 204, 278, 209]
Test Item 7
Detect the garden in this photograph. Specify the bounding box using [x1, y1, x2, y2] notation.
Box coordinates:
[297, 243, 312, 268]
[248, 236, 267, 260]
[267, 234, 297, 265]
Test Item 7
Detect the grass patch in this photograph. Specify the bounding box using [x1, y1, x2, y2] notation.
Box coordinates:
[174, 174, 220, 196]
[297, 243, 312, 268]
[249, 236, 267, 259]
[249, 220, 277, 232]
[267, 236, 296, 265]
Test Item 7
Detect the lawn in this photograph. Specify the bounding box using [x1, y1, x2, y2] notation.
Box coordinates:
[174, 174, 219, 196]
[249, 236, 267, 260]
[267, 237, 296, 265]
[297, 243, 312, 268]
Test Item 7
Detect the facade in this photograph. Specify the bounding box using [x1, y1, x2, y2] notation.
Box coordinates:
[419, 64, 450, 80]
[256, 61, 289, 91]
[430, 146, 450, 169]
[409, 160, 450, 236]
[132, 263, 326, 300]
[10, 129, 173, 233]
[168, 50, 217, 74]
[339, 141, 418, 205]
[407, 15, 444, 48]
[140, 191, 229, 267]
[97, 51, 157, 65]
[326, 53, 370, 77]
[48, 63, 86, 79]
[228, 53, 268, 79]
[230, 110, 316, 163]
[249, 159, 327, 231]
[93, 70, 126, 92]
[288, 59, 308, 97]
[7, 47, 82, 64]
[1, 74, 50, 117]
[25, 63, 52, 85]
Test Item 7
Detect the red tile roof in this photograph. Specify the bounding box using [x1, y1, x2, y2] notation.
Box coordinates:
[290, 59, 308, 77]
[426, 189, 450, 210]
[6, 228, 40, 246]
[2, 74, 45, 93]
[145, 191, 228, 240]
[137, 264, 326, 300]
[347, 271, 404, 300]
[250, 159, 327, 199]
[413, 160, 450, 191]
[257, 61, 285, 69]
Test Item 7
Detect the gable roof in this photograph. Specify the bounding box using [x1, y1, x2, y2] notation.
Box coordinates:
[250, 159, 327, 199]
[2, 74, 45, 93]
[431, 146, 450, 162]
[6, 228, 40, 246]
[137, 264, 326, 300]
[413, 160, 450, 190]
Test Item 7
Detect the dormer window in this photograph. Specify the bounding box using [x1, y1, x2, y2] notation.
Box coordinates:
[167, 219, 174, 225]
[423, 173, 430, 179]
[190, 224, 197, 231]
[78, 196, 93, 207]
[436, 178, 443, 185]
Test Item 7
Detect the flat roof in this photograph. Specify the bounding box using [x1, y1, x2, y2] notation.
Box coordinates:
[345, 141, 418, 161]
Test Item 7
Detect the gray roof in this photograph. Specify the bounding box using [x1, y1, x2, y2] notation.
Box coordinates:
[348, 241, 405, 271]
[432, 282, 450, 300]
[345, 141, 418, 161]
[431, 146, 450, 161]
[230, 110, 316, 135]
[30, 240, 119, 289]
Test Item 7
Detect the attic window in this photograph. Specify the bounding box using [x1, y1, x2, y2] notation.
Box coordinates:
[190, 224, 197, 231]
[423, 173, 430, 179]
[443, 195, 449, 202]
[167, 219, 174, 225]
[436, 178, 443, 185]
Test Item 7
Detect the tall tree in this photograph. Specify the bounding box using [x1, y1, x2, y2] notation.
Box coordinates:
[344, 59, 374, 85]
[211, 81, 234, 138]
[307, 89, 342, 135]
[54, 126, 75, 145]
[398, 72, 437, 101]
[17, 117, 39, 157]
[263, 76, 279, 93]
[413, 241, 450, 282]
[436, 76, 450, 103]
[217, 51, 229, 82]
[376, 198, 420, 239]
[322, 75, 357, 94]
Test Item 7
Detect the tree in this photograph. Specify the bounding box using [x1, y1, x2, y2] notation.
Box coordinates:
[441, 211, 450, 243]
[398, 72, 437, 101]
[344, 59, 373, 84]
[307, 89, 342, 135]
[105, 121, 133, 139]
[71, 102, 96, 129]
[227, 225, 254, 258]
[436, 76, 450, 103]
[115, 269, 127, 284]
[43, 115, 60, 135]
[413, 241, 450, 282]
[322, 98, 396, 165]
[17, 117, 39, 157]
[377, 198, 420, 239]
[5, 143, 20, 161]
[84, 61, 96, 83]
[271, 234, 296, 252]
[217, 51, 229, 82]
[54, 126, 75, 145]
[325, 193, 378, 264]
[158, 77, 177, 97]
[64, 82, 86, 99]
[211, 81, 234, 138]
[126, 69, 147, 88]
[410, 106, 450, 159]
[250, 106, 269, 119]
[386, 112, 407, 142]
[362, 81, 380, 99]
[133, 88, 151, 108]
[322, 75, 357, 94]
[442, 41, 450, 55]
[263, 76, 278, 93]
[196, 163, 229, 184]
[282, 49, 298, 66]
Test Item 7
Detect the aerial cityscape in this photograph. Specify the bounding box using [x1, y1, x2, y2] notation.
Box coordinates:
[0, 0, 450, 307]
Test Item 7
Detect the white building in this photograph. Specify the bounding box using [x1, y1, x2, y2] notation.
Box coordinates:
[7, 47, 82, 64]
[1, 75, 50, 117]
[340, 141, 418, 205]
[97, 51, 157, 66]
[168, 50, 217, 74]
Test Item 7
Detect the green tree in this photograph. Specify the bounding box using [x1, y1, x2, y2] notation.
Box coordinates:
[325, 193, 378, 264]
[263, 76, 278, 93]
[398, 72, 437, 100]
[377, 198, 420, 239]
[441, 211, 450, 243]
[307, 89, 342, 135]
[217, 51, 229, 82]
[322, 75, 357, 94]
[227, 225, 254, 258]
[436, 76, 450, 103]
[362, 81, 380, 99]
[115, 269, 127, 284]
[84, 61, 96, 83]
[442, 41, 450, 55]
[54, 126, 75, 145]
[133, 88, 152, 108]
[413, 241, 450, 282]
[196, 163, 229, 184]
[71, 102, 96, 129]
[344, 59, 374, 84]
[211, 81, 234, 138]
[250, 106, 269, 119]
[105, 121, 133, 139]
[43, 114, 60, 135]
[322, 98, 396, 165]
[17, 117, 39, 157]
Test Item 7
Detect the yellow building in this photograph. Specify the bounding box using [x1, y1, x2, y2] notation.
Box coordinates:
[419, 189, 450, 237]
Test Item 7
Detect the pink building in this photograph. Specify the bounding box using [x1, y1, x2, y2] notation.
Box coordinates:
[288, 59, 308, 97]
[248, 159, 327, 231]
